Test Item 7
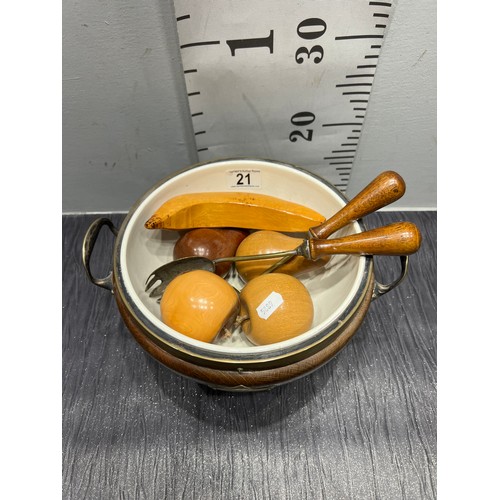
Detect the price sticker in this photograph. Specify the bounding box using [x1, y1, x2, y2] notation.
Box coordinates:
[256, 291, 284, 320]
[226, 169, 262, 189]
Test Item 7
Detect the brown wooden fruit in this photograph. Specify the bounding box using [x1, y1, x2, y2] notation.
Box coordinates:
[160, 270, 239, 343]
[239, 273, 314, 345]
[174, 228, 248, 277]
[235, 230, 329, 281]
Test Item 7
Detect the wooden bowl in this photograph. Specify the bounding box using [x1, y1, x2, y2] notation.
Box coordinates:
[83, 158, 406, 391]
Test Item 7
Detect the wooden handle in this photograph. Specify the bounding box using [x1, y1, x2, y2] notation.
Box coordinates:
[309, 171, 406, 239]
[308, 222, 421, 259]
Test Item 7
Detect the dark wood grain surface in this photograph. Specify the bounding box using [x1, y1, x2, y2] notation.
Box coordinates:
[62, 211, 436, 500]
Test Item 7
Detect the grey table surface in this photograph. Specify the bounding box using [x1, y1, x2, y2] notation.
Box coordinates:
[62, 211, 436, 500]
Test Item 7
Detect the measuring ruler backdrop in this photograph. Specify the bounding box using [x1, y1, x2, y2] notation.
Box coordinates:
[172, 0, 395, 192]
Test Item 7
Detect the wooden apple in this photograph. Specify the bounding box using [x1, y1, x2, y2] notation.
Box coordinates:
[238, 273, 314, 345]
[160, 270, 239, 343]
[174, 228, 248, 277]
[235, 230, 329, 282]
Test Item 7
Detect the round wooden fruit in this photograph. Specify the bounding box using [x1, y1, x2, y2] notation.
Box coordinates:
[174, 228, 248, 277]
[160, 270, 239, 343]
[239, 273, 314, 345]
[235, 230, 329, 281]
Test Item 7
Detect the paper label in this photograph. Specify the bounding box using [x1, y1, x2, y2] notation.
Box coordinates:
[226, 169, 261, 189]
[256, 291, 284, 320]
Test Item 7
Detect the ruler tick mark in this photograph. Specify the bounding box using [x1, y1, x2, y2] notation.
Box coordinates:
[324, 156, 355, 159]
[352, 129, 361, 132]
[332, 150, 356, 153]
[370, 44, 382, 49]
[369, 1, 392, 7]
[184, 69, 198, 74]
[350, 99, 368, 103]
[176, 14, 190, 22]
[375, 24, 387, 28]
[323, 122, 363, 127]
[347, 136, 360, 139]
[187, 91, 200, 96]
[342, 143, 357, 146]
[180, 40, 221, 49]
[373, 13, 389, 18]
[197, 148, 208, 152]
[194, 131, 206, 136]
[357, 64, 377, 69]
[353, 108, 366, 111]
[191, 112, 204, 117]
[342, 91, 371, 95]
[365, 55, 379, 59]
[335, 34, 384, 40]
[329, 162, 353, 165]
[337, 82, 373, 87]
[346, 74, 375, 78]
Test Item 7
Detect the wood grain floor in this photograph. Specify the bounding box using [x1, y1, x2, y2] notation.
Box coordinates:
[62, 211, 436, 499]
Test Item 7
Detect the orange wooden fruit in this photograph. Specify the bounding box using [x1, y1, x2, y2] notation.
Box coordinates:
[160, 270, 239, 343]
[239, 273, 314, 345]
[236, 230, 329, 281]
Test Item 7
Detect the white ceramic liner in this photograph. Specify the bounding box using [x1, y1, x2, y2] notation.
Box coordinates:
[114, 158, 371, 364]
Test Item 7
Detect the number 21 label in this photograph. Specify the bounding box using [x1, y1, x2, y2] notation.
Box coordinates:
[226, 169, 262, 188]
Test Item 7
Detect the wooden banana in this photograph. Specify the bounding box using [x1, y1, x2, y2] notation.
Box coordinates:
[144, 192, 325, 232]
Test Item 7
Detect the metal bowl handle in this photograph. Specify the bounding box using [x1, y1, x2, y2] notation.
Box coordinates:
[82, 217, 118, 291]
[372, 255, 409, 300]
